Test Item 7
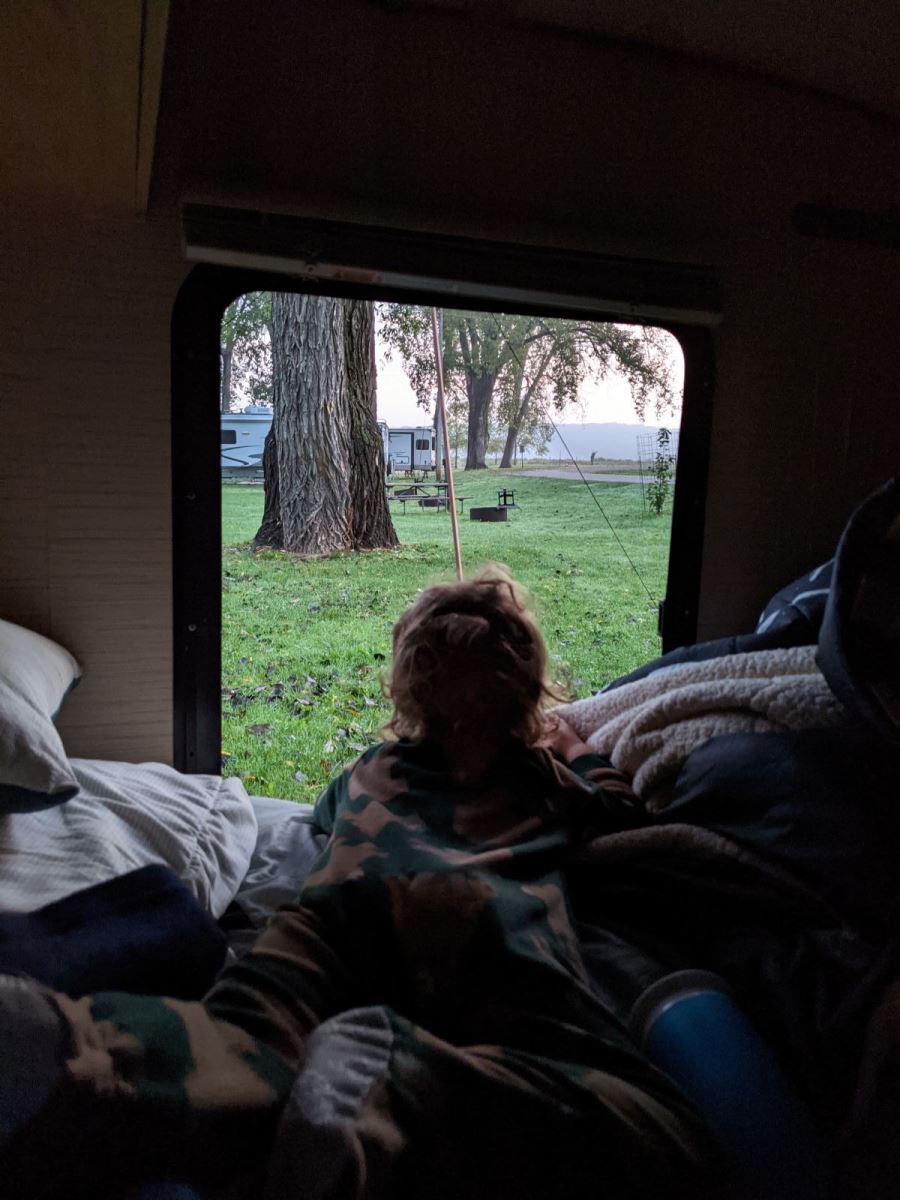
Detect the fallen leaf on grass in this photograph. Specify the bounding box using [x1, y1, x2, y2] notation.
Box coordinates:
[247, 723, 272, 737]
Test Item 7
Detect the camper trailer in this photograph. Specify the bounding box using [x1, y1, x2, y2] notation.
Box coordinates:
[387, 425, 436, 474]
[220, 405, 272, 470]
[3, 3, 900, 1193]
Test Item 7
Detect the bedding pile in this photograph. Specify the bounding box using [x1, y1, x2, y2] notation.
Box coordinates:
[0, 759, 257, 1003]
[0, 624, 258, 1000]
[565, 479, 900, 1200]
[0, 864, 228, 997]
[558, 644, 845, 806]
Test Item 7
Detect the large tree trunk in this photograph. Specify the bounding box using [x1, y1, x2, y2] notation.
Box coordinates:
[499, 424, 519, 469]
[253, 294, 398, 556]
[465, 373, 494, 470]
[345, 300, 398, 550]
[254, 293, 352, 556]
[252, 425, 282, 548]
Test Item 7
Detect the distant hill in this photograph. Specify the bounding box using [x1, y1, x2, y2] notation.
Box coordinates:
[530, 423, 676, 461]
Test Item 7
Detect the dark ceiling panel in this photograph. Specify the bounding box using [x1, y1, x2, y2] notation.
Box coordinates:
[394, 0, 900, 119]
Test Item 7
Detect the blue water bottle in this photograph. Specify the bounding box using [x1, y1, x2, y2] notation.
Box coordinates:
[630, 970, 833, 1200]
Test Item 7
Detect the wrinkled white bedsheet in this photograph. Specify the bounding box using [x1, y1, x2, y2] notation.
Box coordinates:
[0, 759, 258, 918]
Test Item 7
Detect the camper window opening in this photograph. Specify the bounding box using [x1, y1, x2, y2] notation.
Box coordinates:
[172, 244, 715, 778]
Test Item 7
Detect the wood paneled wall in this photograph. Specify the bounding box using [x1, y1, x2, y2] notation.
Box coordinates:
[0, 2, 186, 762]
[0, 215, 187, 761]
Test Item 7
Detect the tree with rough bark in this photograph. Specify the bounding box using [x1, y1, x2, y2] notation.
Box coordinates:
[345, 300, 397, 550]
[220, 292, 273, 412]
[253, 294, 397, 556]
[380, 306, 676, 470]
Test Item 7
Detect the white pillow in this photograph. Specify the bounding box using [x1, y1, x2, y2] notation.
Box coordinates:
[0, 758, 259, 918]
[0, 619, 81, 812]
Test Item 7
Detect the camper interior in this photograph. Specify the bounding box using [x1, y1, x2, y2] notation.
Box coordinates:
[1, 2, 899, 1196]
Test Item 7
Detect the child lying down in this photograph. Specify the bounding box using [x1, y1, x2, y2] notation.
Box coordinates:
[0, 569, 728, 1200]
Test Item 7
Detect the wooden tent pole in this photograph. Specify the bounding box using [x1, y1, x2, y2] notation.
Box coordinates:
[430, 307, 464, 581]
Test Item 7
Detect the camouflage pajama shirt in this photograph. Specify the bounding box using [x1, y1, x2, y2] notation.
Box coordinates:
[2, 740, 723, 1198]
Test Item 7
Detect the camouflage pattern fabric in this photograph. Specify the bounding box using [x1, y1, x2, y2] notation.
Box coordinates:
[1, 741, 725, 1198]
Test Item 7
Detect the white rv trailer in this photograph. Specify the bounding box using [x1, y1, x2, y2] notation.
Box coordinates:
[220, 405, 272, 469]
[388, 426, 435, 474]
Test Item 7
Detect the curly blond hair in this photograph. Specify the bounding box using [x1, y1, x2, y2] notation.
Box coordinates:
[383, 565, 564, 747]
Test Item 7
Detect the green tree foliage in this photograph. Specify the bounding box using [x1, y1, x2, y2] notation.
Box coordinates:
[517, 421, 553, 462]
[646, 427, 675, 515]
[379, 306, 677, 470]
[220, 292, 273, 411]
[379, 306, 518, 470]
[444, 389, 468, 468]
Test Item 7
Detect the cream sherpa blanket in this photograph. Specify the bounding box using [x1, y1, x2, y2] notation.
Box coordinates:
[557, 646, 845, 809]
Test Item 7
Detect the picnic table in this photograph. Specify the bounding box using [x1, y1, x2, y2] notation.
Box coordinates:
[386, 481, 469, 514]
[386, 481, 449, 498]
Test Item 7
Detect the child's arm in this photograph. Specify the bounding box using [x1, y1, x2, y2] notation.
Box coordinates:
[542, 715, 592, 764]
[543, 715, 640, 824]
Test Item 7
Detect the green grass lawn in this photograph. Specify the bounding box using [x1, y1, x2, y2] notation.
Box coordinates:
[222, 471, 671, 802]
